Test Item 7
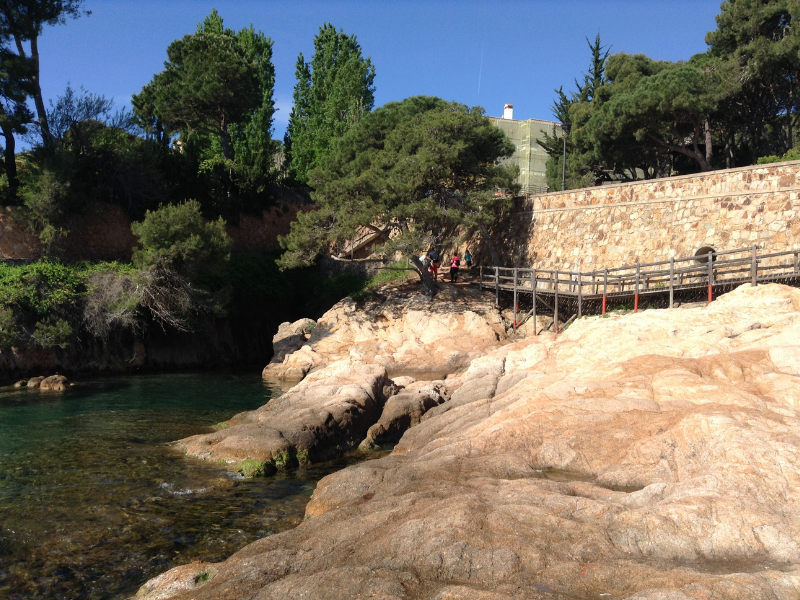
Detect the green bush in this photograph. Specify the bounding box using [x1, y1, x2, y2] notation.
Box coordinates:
[33, 318, 72, 348]
[757, 148, 800, 165]
[0, 260, 136, 348]
[0, 307, 18, 349]
[131, 200, 232, 277]
[21, 168, 70, 253]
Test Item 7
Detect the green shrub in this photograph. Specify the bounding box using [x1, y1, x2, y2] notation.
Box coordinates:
[757, 148, 800, 165]
[21, 168, 70, 253]
[0, 307, 18, 349]
[33, 318, 72, 348]
[131, 200, 232, 277]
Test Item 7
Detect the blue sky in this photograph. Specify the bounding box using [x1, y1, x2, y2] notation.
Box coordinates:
[38, 0, 722, 139]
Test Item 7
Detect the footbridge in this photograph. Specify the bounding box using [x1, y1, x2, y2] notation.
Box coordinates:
[478, 245, 800, 333]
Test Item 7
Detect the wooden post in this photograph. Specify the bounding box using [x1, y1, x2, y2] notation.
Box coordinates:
[513, 267, 518, 331]
[669, 257, 674, 309]
[577, 270, 582, 317]
[794, 251, 798, 274]
[634, 263, 640, 313]
[532, 268, 537, 335]
[494, 266, 500, 306]
[554, 270, 559, 333]
[707, 250, 713, 305]
[602, 268, 608, 316]
[751, 245, 757, 287]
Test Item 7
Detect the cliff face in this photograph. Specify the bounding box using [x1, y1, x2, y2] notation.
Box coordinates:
[0, 310, 277, 382]
[138, 283, 800, 600]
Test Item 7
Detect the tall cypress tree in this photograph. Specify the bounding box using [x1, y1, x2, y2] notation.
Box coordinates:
[284, 23, 375, 186]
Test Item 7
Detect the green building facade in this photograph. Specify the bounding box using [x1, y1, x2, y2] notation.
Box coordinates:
[488, 110, 561, 195]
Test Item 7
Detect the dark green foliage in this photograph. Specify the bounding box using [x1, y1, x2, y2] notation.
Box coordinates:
[133, 10, 278, 218]
[545, 2, 800, 185]
[142, 31, 259, 161]
[0, 0, 89, 152]
[284, 23, 375, 185]
[21, 166, 68, 252]
[588, 62, 724, 173]
[0, 305, 17, 348]
[33, 317, 71, 348]
[279, 95, 518, 292]
[131, 200, 232, 277]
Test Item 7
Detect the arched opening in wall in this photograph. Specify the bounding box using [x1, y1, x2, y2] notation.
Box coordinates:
[694, 246, 717, 264]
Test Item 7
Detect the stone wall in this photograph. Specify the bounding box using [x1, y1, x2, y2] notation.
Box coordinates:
[481, 160, 800, 272]
[0, 201, 314, 261]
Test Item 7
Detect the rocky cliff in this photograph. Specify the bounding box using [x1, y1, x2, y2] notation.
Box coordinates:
[138, 282, 800, 600]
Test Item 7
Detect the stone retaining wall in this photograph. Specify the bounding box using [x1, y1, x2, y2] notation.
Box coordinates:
[0, 201, 313, 261]
[486, 160, 800, 272]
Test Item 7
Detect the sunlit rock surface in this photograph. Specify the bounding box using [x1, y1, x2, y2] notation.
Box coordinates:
[262, 286, 506, 380]
[143, 283, 800, 599]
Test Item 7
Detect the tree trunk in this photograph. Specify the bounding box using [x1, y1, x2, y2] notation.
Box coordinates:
[0, 116, 19, 202]
[410, 255, 436, 297]
[220, 114, 232, 160]
[1, 120, 18, 197]
[647, 132, 711, 172]
[28, 33, 52, 151]
[477, 221, 501, 267]
[704, 120, 713, 167]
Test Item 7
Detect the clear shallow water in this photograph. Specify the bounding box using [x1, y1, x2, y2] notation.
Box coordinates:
[0, 373, 356, 600]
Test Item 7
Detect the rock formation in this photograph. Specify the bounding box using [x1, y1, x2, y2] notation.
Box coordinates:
[262, 285, 505, 380]
[140, 283, 800, 599]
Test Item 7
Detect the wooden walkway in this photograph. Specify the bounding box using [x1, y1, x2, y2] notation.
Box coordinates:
[478, 245, 800, 333]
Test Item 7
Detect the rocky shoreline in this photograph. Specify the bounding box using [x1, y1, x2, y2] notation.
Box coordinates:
[136, 282, 800, 599]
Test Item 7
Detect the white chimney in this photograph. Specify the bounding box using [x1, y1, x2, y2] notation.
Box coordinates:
[503, 104, 514, 120]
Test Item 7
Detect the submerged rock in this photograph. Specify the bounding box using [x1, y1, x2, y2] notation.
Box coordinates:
[145, 283, 800, 599]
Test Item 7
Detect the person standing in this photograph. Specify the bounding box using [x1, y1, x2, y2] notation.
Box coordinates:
[464, 250, 472, 270]
[428, 249, 439, 281]
[450, 254, 460, 282]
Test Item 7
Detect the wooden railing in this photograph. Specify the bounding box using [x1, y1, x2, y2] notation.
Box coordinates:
[479, 245, 800, 333]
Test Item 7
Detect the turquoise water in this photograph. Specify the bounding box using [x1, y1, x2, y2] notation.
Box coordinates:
[0, 373, 352, 599]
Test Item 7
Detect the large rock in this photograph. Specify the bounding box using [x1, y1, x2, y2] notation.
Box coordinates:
[179, 361, 387, 473]
[142, 284, 800, 599]
[263, 287, 506, 380]
[39, 374, 69, 391]
[263, 318, 316, 376]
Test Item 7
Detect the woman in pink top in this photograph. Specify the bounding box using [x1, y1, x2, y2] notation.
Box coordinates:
[449, 255, 460, 282]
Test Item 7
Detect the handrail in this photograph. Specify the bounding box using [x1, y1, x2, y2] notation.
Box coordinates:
[478, 244, 800, 328]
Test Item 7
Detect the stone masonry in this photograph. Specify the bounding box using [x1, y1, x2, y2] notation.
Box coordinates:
[490, 159, 800, 272]
[0, 201, 312, 261]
